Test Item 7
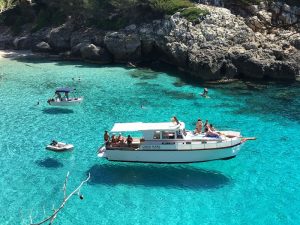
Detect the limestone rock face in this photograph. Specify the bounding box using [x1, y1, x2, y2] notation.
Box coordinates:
[0, 26, 13, 50]
[1, 2, 299, 81]
[70, 28, 105, 48]
[49, 23, 73, 51]
[13, 36, 32, 50]
[32, 41, 51, 53]
[104, 32, 141, 62]
[80, 43, 112, 64]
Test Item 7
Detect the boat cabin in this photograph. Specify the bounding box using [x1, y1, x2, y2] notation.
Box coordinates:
[107, 122, 185, 149]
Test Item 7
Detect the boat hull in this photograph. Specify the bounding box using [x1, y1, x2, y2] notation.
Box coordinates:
[46, 142, 74, 152]
[98, 144, 241, 163]
[48, 97, 83, 106]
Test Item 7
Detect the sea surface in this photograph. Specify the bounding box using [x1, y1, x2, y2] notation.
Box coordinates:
[0, 57, 300, 225]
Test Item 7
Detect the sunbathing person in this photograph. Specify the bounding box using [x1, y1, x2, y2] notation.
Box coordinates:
[209, 124, 216, 131]
[206, 125, 220, 138]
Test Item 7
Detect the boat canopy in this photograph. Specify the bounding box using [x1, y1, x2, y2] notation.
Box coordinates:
[110, 122, 185, 132]
[55, 87, 74, 93]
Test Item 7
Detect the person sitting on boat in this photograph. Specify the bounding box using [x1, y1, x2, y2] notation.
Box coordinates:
[111, 134, 117, 144]
[51, 140, 58, 146]
[172, 116, 180, 125]
[209, 124, 216, 131]
[195, 119, 203, 134]
[117, 133, 124, 144]
[126, 135, 133, 147]
[204, 120, 209, 127]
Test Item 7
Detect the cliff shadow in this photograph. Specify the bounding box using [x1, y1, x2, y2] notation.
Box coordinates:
[86, 163, 231, 190]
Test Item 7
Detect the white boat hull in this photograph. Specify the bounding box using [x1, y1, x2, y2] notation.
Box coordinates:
[48, 97, 83, 106]
[46, 142, 74, 152]
[98, 138, 242, 163]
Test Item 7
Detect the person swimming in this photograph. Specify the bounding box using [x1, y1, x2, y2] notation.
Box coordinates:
[200, 88, 208, 97]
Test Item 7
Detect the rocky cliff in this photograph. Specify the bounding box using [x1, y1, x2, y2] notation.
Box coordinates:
[1, 2, 300, 81]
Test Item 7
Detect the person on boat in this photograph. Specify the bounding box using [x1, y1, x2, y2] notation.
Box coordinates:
[204, 120, 209, 128]
[55, 92, 62, 101]
[117, 133, 124, 143]
[104, 131, 110, 142]
[111, 134, 117, 144]
[209, 124, 216, 131]
[195, 119, 203, 134]
[172, 116, 180, 125]
[65, 92, 69, 100]
[201, 88, 208, 97]
[205, 125, 220, 138]
[126, 135, 133, 147]
[51, 140, 58, 146]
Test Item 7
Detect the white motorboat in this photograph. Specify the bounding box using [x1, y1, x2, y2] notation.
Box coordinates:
[98, 119, 248, 163]
[47, 87, 83, 106]
[46, 141, 74, 152]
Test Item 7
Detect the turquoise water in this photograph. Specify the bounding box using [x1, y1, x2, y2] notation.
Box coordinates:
[0, 57, 300, 225]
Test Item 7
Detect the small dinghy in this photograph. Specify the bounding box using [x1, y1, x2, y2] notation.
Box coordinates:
[47, 87, 83, 106]
[46, 140, 74, 152]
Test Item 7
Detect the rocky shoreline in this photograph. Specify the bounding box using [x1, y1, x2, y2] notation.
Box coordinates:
[1, 3, 300, 81]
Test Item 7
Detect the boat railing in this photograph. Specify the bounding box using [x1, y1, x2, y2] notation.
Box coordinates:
[106, 137, 141, 150]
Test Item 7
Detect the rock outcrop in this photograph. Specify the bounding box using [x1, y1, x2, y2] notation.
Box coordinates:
[1, 2, 299, 81]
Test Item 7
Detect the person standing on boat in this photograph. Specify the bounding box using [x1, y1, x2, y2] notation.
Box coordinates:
[104, 131, 110, 145]
[55, 92, 62, 101]
[195, 119, 203, 134]
[126, 135, 133, 147]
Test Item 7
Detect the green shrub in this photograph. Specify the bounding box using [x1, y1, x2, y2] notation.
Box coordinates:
[150, 0, 193, 15]
[181, 7, 209, 22]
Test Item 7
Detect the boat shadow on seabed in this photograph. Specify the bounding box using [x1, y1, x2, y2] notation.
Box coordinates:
[42, 107, 74, 114]
[86, 164, 231, 190]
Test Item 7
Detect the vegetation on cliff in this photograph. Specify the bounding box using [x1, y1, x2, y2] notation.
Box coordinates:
[1, 0, 300, 33]
[0, 0, 210, 32]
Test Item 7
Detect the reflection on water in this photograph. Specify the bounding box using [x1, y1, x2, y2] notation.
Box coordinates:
[35, 157, 63, 168]
[87, 164, 231, 189]
[42, 108, 74, 114]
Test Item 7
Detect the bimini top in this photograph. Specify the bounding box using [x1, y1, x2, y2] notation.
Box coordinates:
[110, 122, 185, 132]
[55, 87, 74, 93]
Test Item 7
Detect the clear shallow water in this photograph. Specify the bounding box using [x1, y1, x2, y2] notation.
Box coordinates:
[0, 58, 300, 225]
